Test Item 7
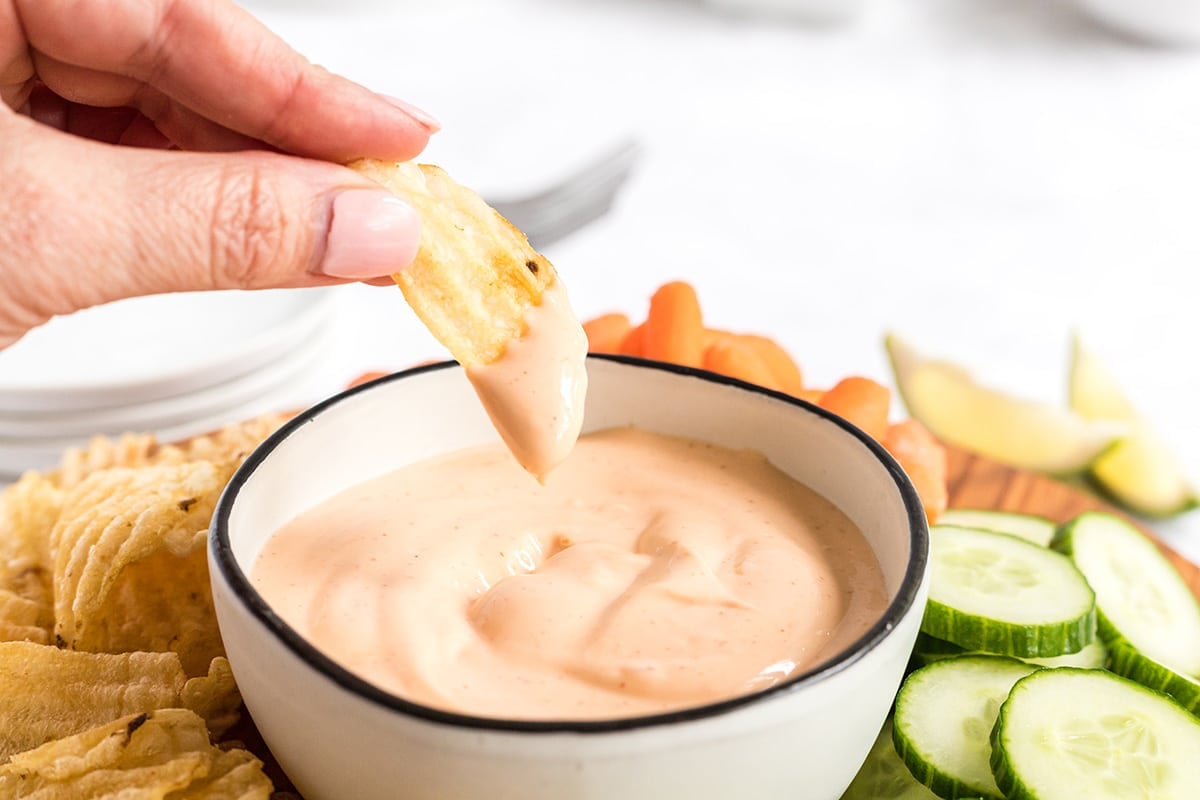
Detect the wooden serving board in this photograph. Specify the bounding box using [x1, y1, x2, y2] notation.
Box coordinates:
[236, 447, 1200, 795]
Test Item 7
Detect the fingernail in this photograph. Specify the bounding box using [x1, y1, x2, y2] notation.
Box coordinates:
[320, 190, 421, 279]
[379, 94, 442, 132]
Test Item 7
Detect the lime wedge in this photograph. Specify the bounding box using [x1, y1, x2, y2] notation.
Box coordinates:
[886, 334, 1126, 475]
[1069, 336, 1198, 518]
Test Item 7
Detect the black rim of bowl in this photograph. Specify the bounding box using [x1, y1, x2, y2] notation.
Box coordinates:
[211, 354, 930, 734]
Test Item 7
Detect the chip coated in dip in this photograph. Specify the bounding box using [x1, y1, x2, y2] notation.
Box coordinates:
[465, 279, 588, 482]
[251, 427, 888, 721]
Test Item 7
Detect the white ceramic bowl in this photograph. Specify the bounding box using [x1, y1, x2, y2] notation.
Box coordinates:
[210, 356, 930, 800]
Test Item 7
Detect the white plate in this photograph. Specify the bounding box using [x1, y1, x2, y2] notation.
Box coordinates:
[0, 288, 338, 413]
[0, 322, 332, 439]
[0, 374, 317, 477]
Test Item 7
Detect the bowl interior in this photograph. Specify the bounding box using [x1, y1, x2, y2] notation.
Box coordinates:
[216, 356, 927, 724]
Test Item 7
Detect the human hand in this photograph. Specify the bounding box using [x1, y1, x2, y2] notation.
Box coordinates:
[0, 0, 437, 348]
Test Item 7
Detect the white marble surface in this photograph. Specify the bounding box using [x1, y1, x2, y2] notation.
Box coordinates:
[237, 0, 1200, 563]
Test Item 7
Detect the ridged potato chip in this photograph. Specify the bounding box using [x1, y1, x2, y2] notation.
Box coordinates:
[0, 708, 271, 799]
[0, 643, 239, 761]
[172, 413, 288, 466]
[349, 159, 559, 367]
[51, 431, 172, 490]
[0, 590, 48, 645]
[0, 473, 63, 632]
[51, 462, 226, 676]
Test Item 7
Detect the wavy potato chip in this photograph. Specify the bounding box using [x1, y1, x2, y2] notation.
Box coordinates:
[0, 590, 48, 645]
[51, 462, 227, 675]
[349, 159, 559, 367]
[0, 643, 238, 761]
[0, 709, 271, 799]
[0, 472, 63, 631]
[172, 413, 289, 467]
[181, 657, 243, 740]
[49, 413, 286, 493]
[51, 432, 173, 490]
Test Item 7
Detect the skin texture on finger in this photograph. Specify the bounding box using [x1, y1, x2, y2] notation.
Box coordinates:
[26, 86, 172, 147]
[13, 0, 434, 161]
[0, 0, 34, 109]
[0, 114, 416, 348]
[29, 55, 261, 150]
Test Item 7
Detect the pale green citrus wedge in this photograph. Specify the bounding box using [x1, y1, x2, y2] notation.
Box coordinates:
[886, 335, 1126, 475]
[1068, 335, 1198, 518]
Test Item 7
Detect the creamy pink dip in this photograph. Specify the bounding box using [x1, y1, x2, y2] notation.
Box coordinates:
[465, 280, 587, 481]
[255, 429, 892, 724]
[252, 427, 888, 721]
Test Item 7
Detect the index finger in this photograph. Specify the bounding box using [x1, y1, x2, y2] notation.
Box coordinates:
[15, 0, 436, 162]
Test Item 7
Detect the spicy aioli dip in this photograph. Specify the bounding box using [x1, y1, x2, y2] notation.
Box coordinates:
[465, 280, 588, 482]
[252, 427, 888, 721]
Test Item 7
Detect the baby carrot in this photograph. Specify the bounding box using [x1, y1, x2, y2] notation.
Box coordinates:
[620, 322, 647, 357]
[884, 419, 949, 524]
[795, 388, 826, 405]
[703, 330, 803, 396]
[703, 338, 784, 392]
[346, 371, 390, 389]
[818, 376, 891, 442]
[644, 281, 705, 367]
[741, 334, 804, 395]
[583, 313, 632, 354]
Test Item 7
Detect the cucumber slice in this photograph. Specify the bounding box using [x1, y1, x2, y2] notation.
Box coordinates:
[925, 525, 1096, 658]
[893, 656, 1038, 799]
[1056, 511, 1200, 675]
[885, 334, 1126, 475]
[936, 510, 1056, 548]
[1022, 639, 1107, 669]
[1108, 637, 1200, 717]
[912, 634, 1107, 670]
[1069, 336, 1198, 518]
[841, 719, 942, 800]
[991, 668, 1200, 800]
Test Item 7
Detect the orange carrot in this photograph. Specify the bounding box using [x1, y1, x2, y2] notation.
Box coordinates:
[741, 334, 804, 395]
[883, 419, 949, 524]
[347, 360, 442, 388]
[703, 329, 803, 396]
[620, 322, 647, 357]
[818, 376, 891, 442]
[583, 313, 632, 354]
[644, 281, 705, 367]
[347, 371, 390, 389]
[795, 388, 826, 405]
[702, 328, 736, 350]
[702, 339, 784, 392]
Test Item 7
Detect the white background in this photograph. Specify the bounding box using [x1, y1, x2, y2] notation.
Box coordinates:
[253, 0, 1200, 561]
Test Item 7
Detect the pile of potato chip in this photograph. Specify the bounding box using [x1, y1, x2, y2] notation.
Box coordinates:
[0, 415, 291, 798]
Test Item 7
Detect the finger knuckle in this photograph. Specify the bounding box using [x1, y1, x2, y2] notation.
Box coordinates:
[207, 165, 293, 288]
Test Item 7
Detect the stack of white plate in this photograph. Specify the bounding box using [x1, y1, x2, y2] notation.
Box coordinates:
[0, 288, 339, 477]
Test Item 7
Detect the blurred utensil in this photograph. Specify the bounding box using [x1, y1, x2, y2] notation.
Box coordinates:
[488, 139, 642, 248]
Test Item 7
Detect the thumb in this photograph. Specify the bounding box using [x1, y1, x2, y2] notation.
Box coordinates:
[0, 115, 418, 344]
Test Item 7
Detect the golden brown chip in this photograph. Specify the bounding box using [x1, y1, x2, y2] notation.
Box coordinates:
[350, 159, 559, 366]
[181, 657, 243, 739]
[48, 413, 286, 494]
[50, 431, 175, 490]
[0, 472, 63, 630]
[0, 709, 272, 799]
[0, 590, 49, 645]
[0, 643, 237, 761]
[50, 462, 226, 675]
[174, 413, 289, 467]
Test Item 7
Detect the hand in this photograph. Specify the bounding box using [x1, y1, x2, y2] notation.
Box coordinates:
[0, 0, 438, 348]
